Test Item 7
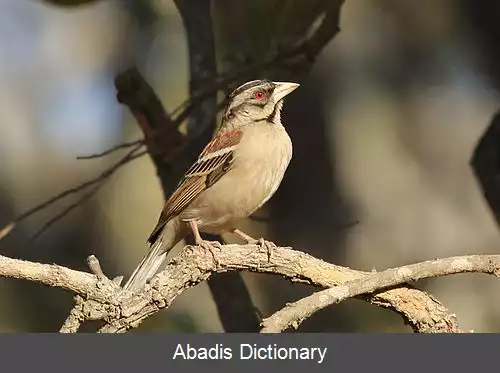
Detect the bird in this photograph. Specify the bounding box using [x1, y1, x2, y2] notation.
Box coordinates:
[123, 79, 299, 292]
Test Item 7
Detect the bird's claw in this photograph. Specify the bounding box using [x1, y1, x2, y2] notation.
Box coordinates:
[198, 240, 221, 267]
[256, 238, 276, 262]
[232, 229, 275, 262]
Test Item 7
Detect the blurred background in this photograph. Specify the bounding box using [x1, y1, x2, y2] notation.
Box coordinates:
[1, 0, 500, 332]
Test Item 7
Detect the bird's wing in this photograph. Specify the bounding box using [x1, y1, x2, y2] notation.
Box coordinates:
[147, 129, 243, 243]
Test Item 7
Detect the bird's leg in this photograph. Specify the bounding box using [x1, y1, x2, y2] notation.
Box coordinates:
[232, 229, 257, 243]
[232, 229, 276, 261]
[188, 220, 220, 265]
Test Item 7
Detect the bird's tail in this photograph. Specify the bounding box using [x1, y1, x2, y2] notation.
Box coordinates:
[123, 219, 180, 292]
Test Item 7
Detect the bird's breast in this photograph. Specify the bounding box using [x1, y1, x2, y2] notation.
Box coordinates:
[187, 124, 292, 231]
[231, 125, 292, 211]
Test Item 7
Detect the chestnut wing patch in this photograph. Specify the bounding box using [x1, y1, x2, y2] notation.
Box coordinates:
[147, 130, 242, 243]
[200, 129, 243, 154]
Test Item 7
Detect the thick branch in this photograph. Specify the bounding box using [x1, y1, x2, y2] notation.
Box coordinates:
[0, 237, 476, 334]
[173, 0, 217, 134]
[261, 255, 500, 332]
[0, 254, 110, 301]
[99, 246, 468, 333]
[2, 244, 498, 333]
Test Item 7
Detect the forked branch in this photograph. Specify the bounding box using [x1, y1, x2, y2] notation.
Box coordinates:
[2, 242, 493, 333]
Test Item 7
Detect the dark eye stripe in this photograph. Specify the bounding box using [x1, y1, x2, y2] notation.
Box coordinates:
[230, 79, 273, 98]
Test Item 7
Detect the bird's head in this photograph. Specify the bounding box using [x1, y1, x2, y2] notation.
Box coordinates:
[222, 79, 299, 129]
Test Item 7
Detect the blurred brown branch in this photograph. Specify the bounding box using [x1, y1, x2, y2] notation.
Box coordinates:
[3, 244, 500, 332]
[471, 111, 500, 226]
[173, 0, 261, 333]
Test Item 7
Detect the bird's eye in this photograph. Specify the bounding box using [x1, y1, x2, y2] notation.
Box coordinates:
[254, 91, 265, 99]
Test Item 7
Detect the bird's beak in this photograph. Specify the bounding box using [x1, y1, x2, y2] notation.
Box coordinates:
[272, 82, 300, 102]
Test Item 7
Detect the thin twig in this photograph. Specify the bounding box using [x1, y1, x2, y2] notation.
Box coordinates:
[31, 183, 104, 239]
[0, 144, 144, 242]
[32, 144, 144, 239]
[76, 139, 144, 160]
[86, 255, 107, 280]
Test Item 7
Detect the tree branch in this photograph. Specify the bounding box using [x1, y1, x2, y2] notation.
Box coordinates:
[0, 242, 482, 333]
[173, 0, 261, 333]
[76, 139, 143, 160]
[95, 245, 468, 333]
[0, 253, 108, 300]
[261, 255, 500, 332]
[59, 296, 85, 333]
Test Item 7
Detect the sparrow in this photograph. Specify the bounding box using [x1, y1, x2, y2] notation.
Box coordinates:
[124, 79, 299, 292]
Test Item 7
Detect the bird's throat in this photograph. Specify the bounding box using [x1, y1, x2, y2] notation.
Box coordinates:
[266, 99, 284, 124]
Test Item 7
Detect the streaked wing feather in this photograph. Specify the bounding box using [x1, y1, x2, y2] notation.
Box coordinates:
[165, 176, 207, 216]
[147, 129, 242, 243]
